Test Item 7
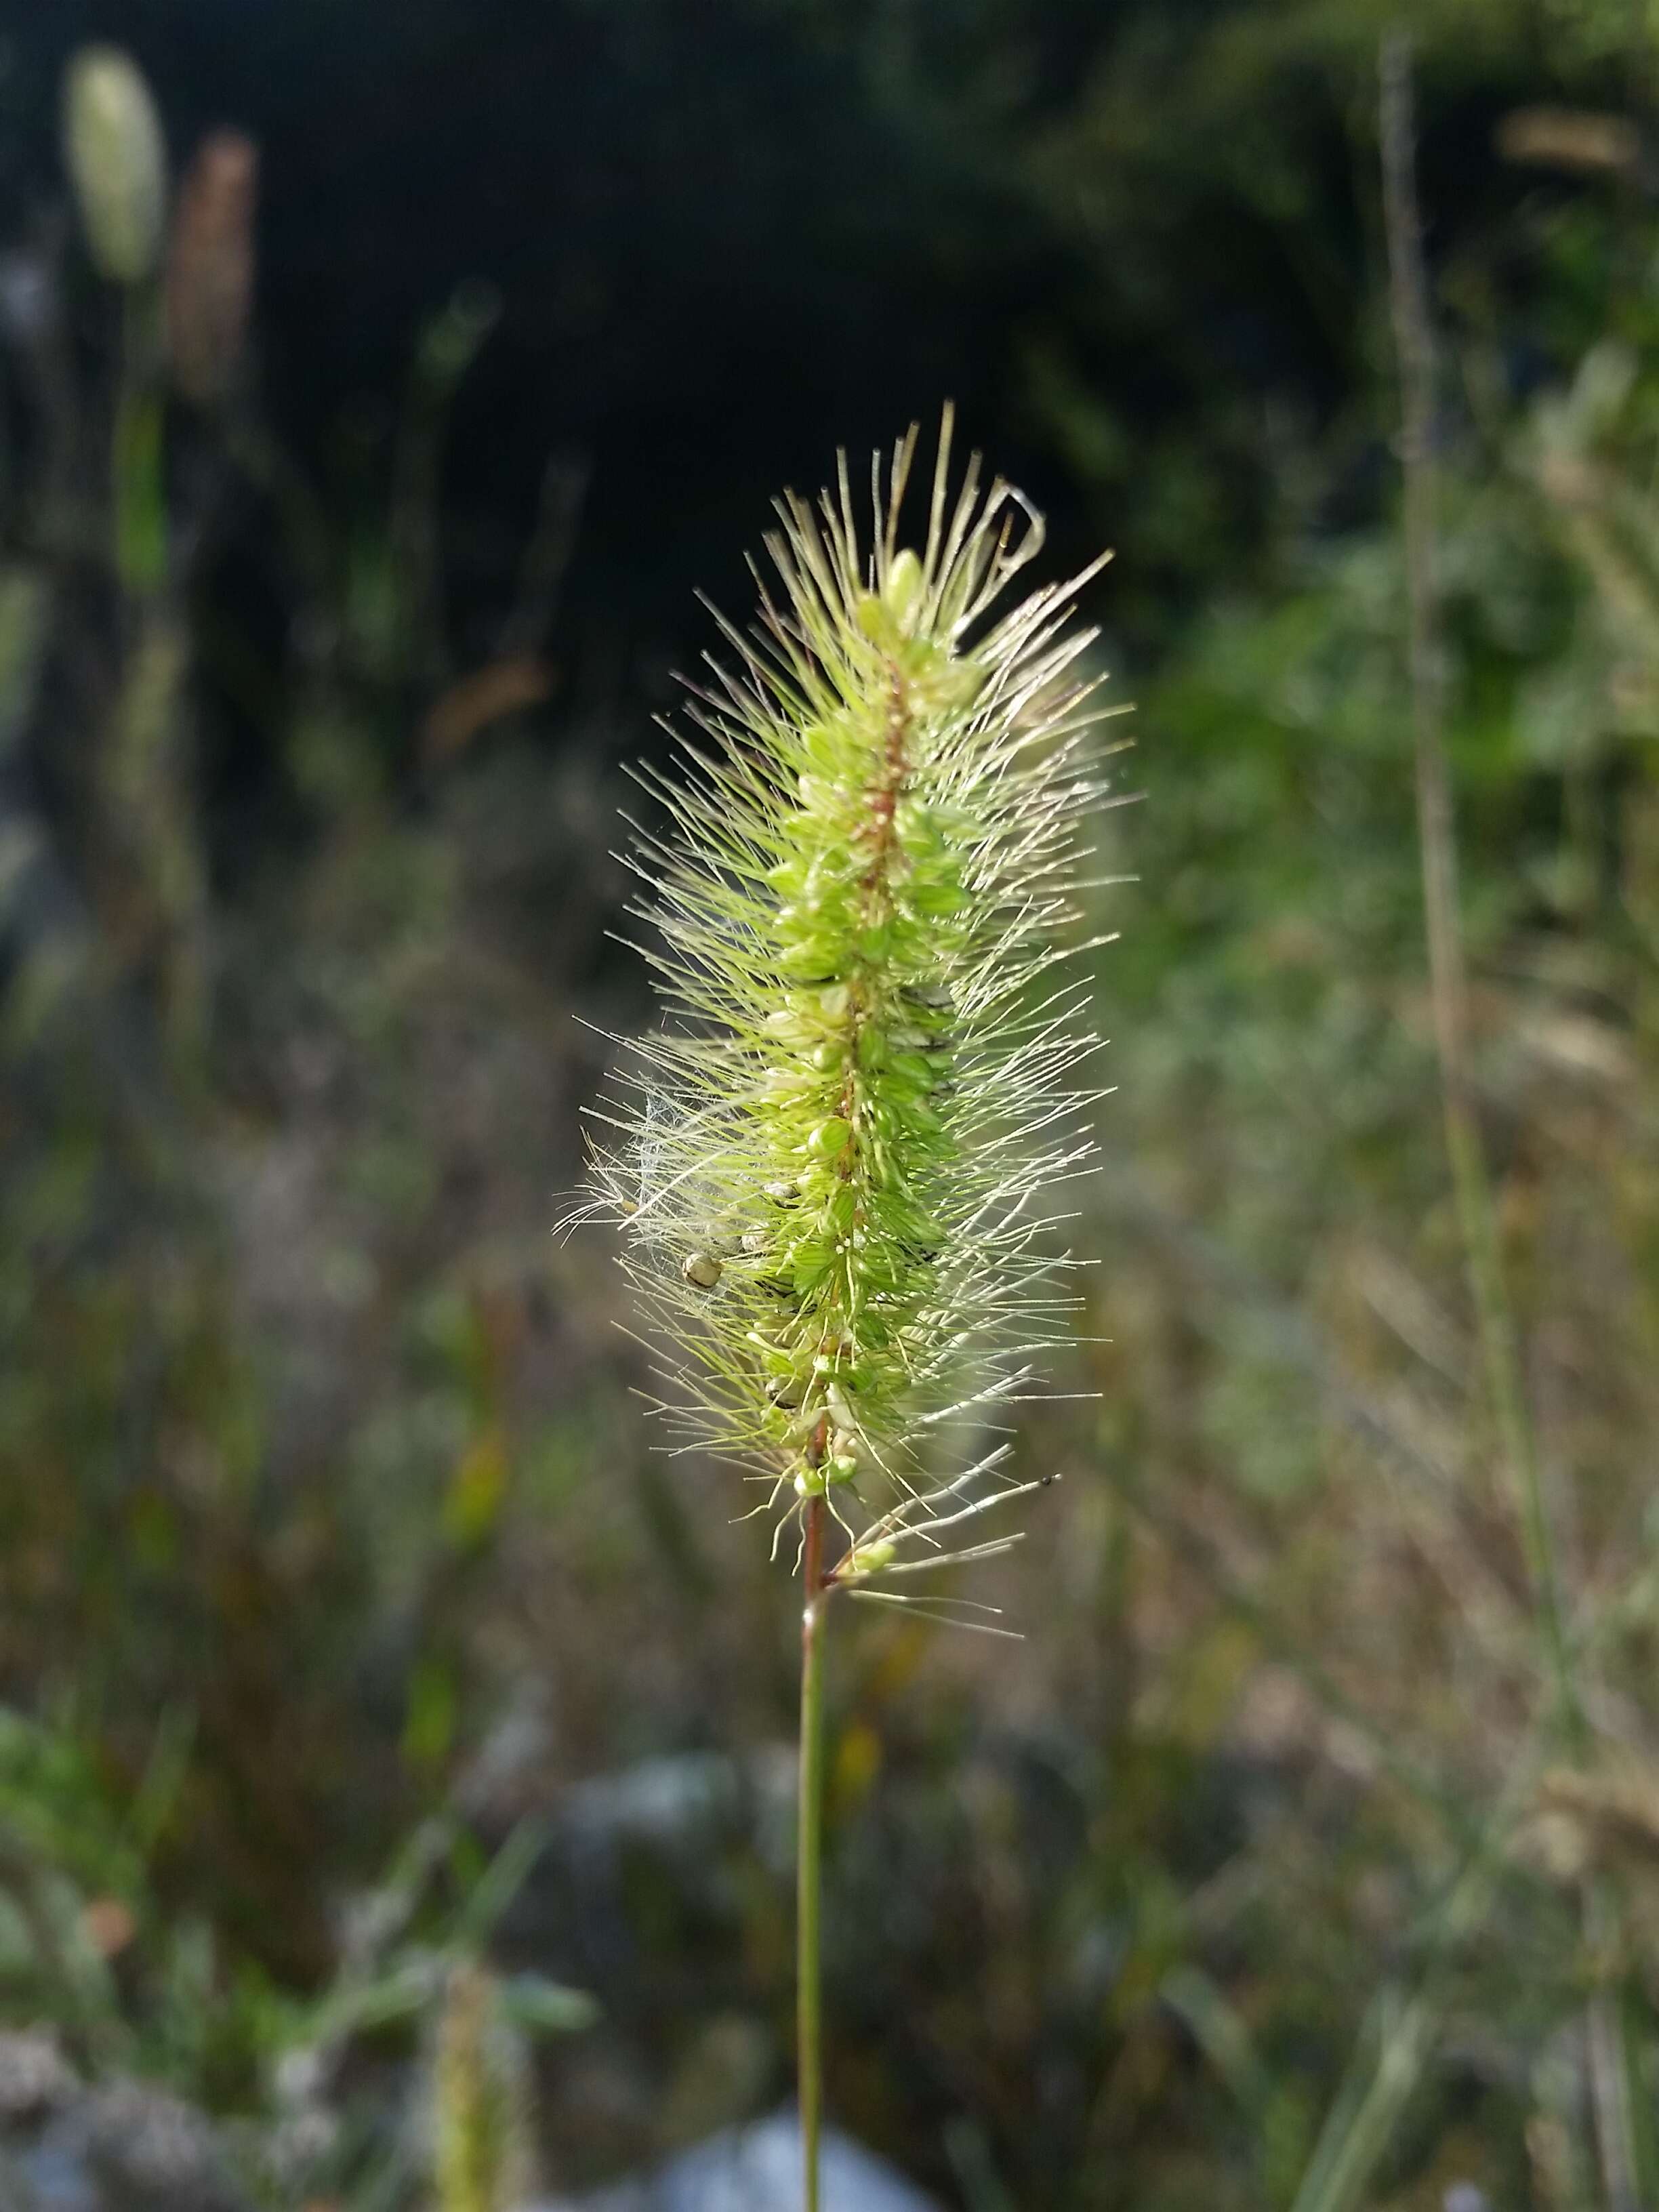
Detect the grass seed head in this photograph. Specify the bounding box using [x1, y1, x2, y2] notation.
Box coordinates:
[570, 409, 1120, 1580]
[62, 47, 169, 287]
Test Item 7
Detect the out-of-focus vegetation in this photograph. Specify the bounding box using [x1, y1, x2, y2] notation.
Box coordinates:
[4, 2, 1659, 2207]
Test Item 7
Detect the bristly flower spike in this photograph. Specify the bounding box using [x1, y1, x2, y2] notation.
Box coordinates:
[567, 407, 1124, 1591]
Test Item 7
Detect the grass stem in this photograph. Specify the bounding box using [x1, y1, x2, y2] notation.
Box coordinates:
[1380, 36, 1641, 2207]
[798, 1494, 827, 2212]
[1380, 32, 1580, 1745]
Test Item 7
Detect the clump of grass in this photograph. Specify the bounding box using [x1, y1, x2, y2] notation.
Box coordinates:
[569, 409, 1118, 2206]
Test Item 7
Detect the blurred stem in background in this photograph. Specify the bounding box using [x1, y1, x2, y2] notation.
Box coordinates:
[63, 44, 207, 1069]
[1378, 32, 1641, 2212]
[114, 285, 167, 597]
[1380, 30, 1582, 1760]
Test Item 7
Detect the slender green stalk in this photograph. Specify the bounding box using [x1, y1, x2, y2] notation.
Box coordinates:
[798, 1495, 827, 2212]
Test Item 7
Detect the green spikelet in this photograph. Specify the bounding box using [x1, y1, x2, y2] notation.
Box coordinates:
[571, 410, 1121, 1583]
[431, 1963, 535, 2212]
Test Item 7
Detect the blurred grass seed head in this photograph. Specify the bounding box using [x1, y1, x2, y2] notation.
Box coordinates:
[62, 45, 169, 287]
